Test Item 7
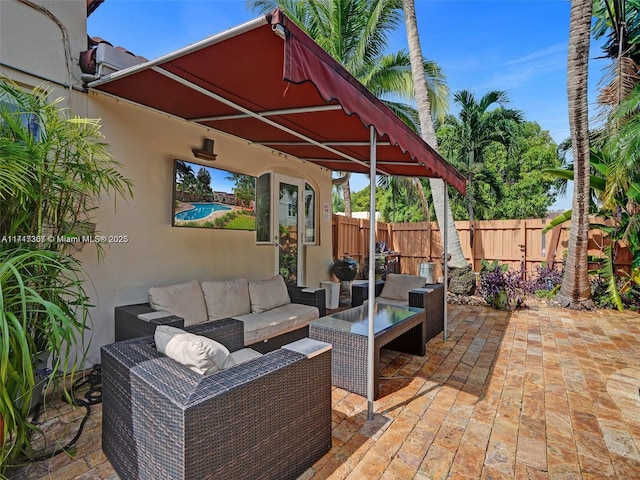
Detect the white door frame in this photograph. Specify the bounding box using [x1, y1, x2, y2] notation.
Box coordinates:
[272, 173, 305, 286]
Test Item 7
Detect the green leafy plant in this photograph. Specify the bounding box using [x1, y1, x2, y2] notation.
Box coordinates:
[0, 249, 90, 470]
[0, 77, 132, 475]
[543, 144, 640, 311]
[0, 79, 132, 259]
[478, 259, 527, 310]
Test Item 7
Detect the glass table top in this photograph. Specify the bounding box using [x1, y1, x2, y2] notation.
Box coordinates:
[311, 303, 423, 336]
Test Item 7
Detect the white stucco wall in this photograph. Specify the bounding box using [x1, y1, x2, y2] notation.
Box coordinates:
[0, 0, 86, 90]
[73, 92, 333, 365]
[62, 92, 332, 364]
[1, 0, 335, 367]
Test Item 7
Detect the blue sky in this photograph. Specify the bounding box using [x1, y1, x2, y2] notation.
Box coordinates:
[178, 160, 239, 193]
[88, 0, 609, 211]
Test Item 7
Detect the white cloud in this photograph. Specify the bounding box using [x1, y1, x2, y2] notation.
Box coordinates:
[502, 42, 567, 67]
[478, 43, 567, 91]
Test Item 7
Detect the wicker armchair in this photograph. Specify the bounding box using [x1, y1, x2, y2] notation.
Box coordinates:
[101, 318, 332, 480]
[351, 278, 445, 342]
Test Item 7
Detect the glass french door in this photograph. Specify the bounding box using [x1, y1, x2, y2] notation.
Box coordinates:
[274, 174, 304, 286]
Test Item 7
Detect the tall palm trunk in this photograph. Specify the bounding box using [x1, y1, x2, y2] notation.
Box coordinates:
[332, 172, 353, 217]
[557, 0, 595, 309]
[414, 179, 430, 224]
[402, 0, 468, 268]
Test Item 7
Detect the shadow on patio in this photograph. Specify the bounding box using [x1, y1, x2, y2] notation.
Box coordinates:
[7, 302, 640, 479]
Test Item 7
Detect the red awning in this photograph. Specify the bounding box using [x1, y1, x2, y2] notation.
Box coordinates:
[88, 9, 466, 193]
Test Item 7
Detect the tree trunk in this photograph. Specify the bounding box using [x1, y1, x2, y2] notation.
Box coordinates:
[332, 172, 352, 217]
[556, 0, 594, 309]
[402, 0, 468, 268]
[343, 180, 352, 217]
[414, 179, 430, 224]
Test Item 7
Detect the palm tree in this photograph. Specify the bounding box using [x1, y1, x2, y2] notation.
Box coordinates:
[544, 142, 640, 310]
[175, 160, 194, 201]
[593, 0, 640, 212]
[437, 90, 523, 248]
[401, 0, 468, 269]
[332, 171, 353, 216]
[248, 0, 449, 218]
[557, 0, 595, 309]
[592, 0, 640, 109]
[376, 174, 430, 223]
[602, 84, 640, 211]
[227, 172, 257, 208]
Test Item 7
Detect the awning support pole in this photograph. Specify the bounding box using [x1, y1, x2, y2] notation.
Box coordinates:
[443, 181, 449, 341]
[367, 125, 377, 420]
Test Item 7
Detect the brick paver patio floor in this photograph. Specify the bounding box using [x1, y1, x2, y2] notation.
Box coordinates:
[7, 302, 640, 479]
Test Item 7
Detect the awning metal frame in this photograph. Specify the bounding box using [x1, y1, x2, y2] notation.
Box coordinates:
[151, 66, 386, 174]
[87, 8, 462, 423]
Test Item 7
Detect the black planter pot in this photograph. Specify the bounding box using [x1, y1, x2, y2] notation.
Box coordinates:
[332, 254, 358, 281]
[332, 254, 358, 307]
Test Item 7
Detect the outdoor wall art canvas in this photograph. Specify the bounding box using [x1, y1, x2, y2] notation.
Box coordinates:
[172, 159, 256, 230]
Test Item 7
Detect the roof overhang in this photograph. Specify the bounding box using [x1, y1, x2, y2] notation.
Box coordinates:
[87, 8, 466, 194]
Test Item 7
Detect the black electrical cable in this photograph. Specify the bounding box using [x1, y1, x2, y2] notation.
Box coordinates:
[21, 364, 102, 463]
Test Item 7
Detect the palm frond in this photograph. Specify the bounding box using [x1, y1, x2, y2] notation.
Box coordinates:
[542, 209, 572, 234]
[601, 244, 624, 311]
[597, 57, 640, 106]
[355, 0, 403, 66]
[382, 100, 420, 133]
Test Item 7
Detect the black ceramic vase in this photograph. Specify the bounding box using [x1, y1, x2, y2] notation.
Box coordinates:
[332, 254, 358, 307]
[332, 253, 358, 281]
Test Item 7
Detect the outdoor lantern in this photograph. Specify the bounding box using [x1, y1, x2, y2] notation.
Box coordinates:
[192, 138, 217, 161]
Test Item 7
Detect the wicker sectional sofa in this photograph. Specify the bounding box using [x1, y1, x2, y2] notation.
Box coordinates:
[115, 275, 326, 351]
[101, 318, 332, 480]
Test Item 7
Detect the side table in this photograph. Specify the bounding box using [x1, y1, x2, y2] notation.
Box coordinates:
[114, 303, 183, 341]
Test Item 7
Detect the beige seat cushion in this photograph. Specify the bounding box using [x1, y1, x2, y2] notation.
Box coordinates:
[154, 325, 236, 375]
[235, 303, 319, 346]
[149, 280, 207, 326]
[229, 348, 263, 365]
[379, 274, 427, 302]
[248, 275, 291, 313]
[201, 278, 251, 321]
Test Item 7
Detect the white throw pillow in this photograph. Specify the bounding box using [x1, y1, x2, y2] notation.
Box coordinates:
[248, 275, 291, 313]
[379, 274, 427, 301]
[148, 280, 207, 327]
[154, 325, 236, 375]
[201, 278, 251, 321]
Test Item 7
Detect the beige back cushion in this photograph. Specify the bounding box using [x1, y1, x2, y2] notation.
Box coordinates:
[248, 275, 291, 313]
[201, 278, 251, 321]
[148, 280, 207, 326]
[379, 274, 427, 301]
[154, 325, 236, 375]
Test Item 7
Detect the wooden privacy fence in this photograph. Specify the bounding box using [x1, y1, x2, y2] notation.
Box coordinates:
[332, 215, 633, 280]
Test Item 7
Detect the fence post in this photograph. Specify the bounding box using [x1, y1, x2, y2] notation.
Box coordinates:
[519, 220, 527, 279]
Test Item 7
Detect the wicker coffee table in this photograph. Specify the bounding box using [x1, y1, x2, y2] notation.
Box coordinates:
[309, 303, 426, 398]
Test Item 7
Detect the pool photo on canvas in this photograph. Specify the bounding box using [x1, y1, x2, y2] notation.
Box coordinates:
[172, 159, 256, 230]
